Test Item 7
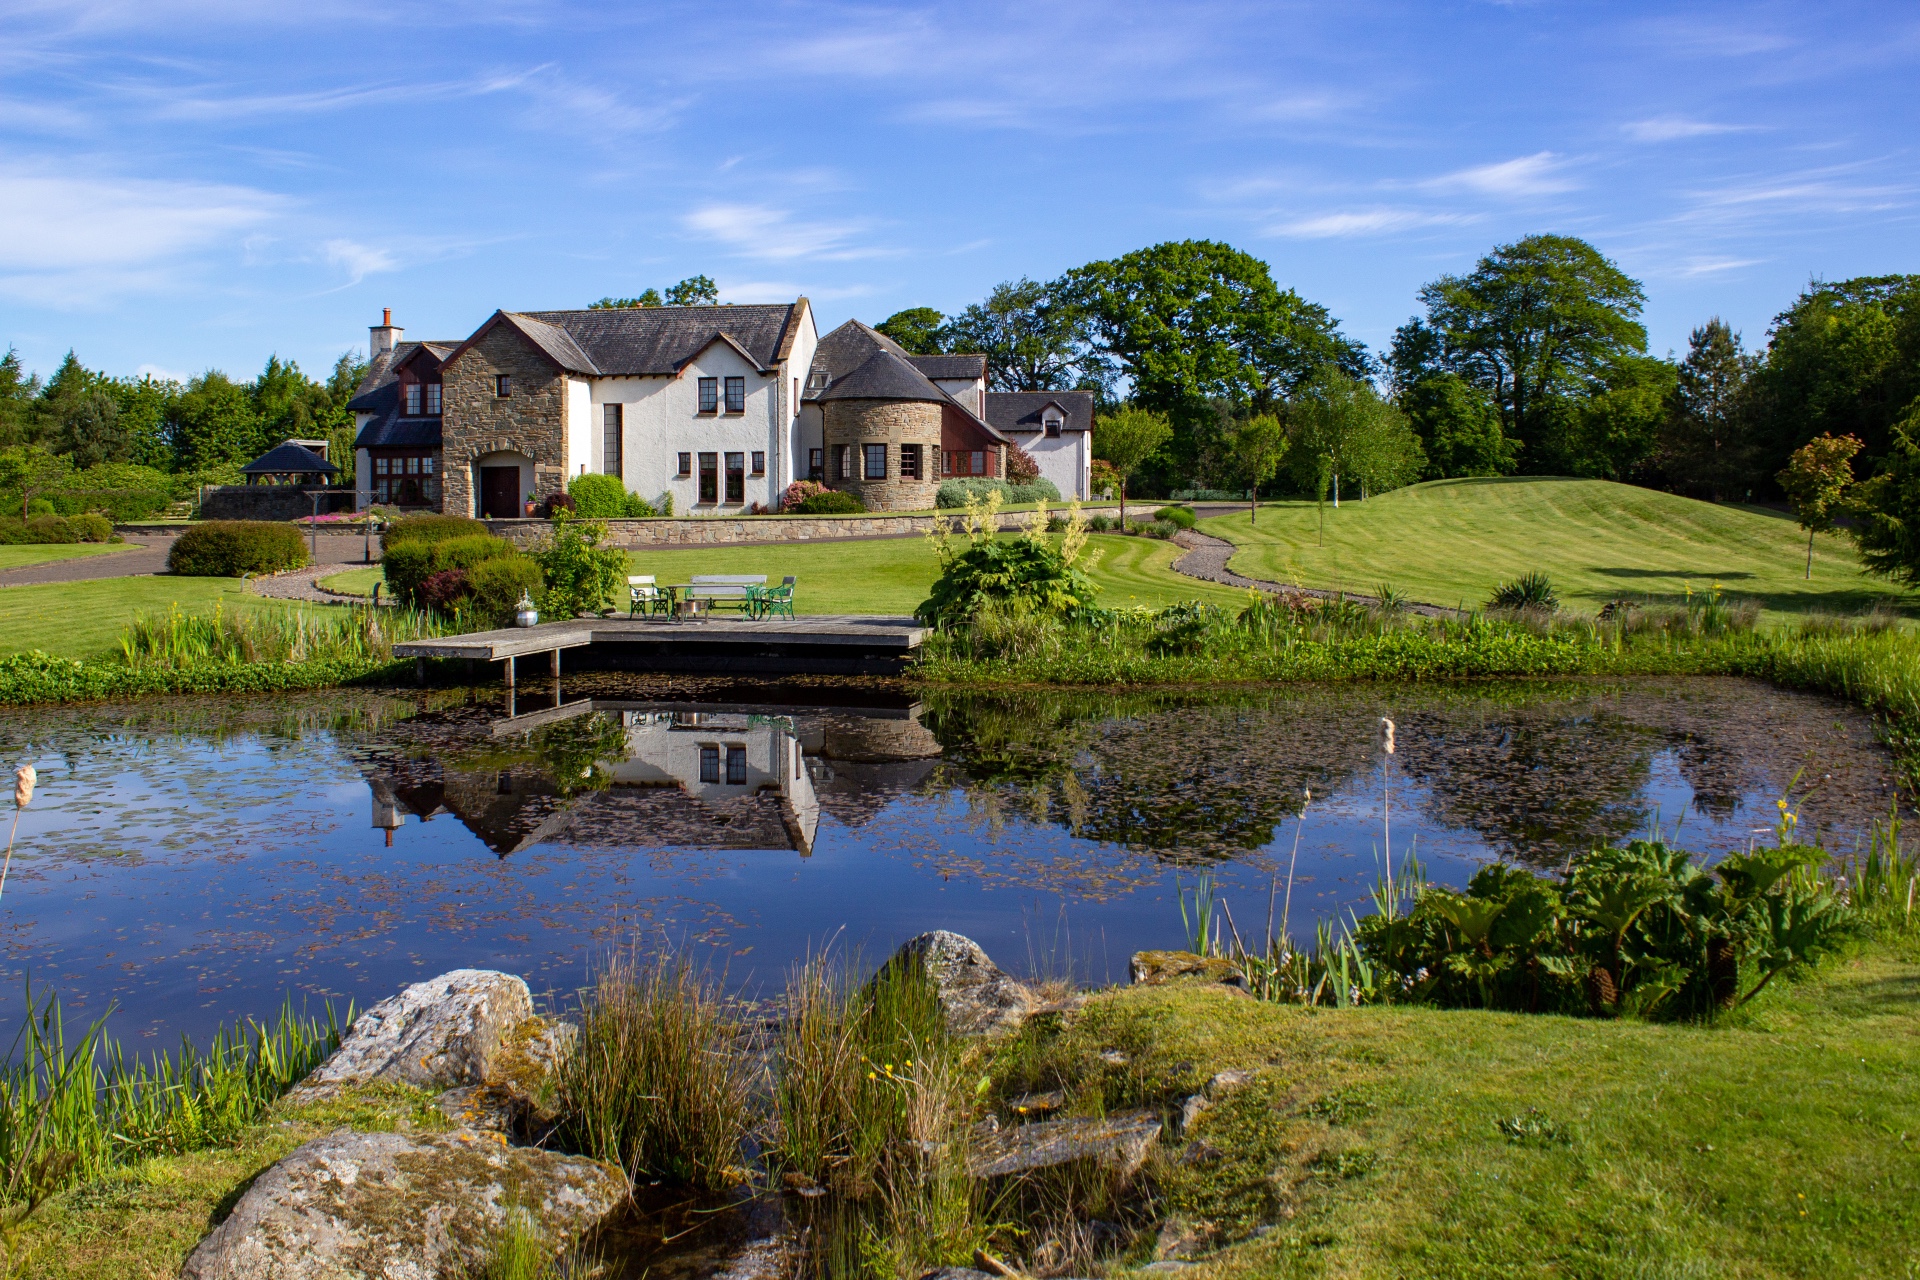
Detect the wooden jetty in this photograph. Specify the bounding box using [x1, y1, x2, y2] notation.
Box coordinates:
[393, 614, 929, 680]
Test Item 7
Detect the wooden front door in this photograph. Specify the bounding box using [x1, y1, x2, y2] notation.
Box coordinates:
[480, 466, 520, 518]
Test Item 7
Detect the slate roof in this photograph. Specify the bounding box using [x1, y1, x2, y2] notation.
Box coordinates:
[806, 320, 1008, 441]
[818, 349, 951, 404]
[344, 341, 457, 412]
[908, 354, 987, 382]
[984, 391, 1095, 434]
[243, 441, 338, 475]
[485, 301, 807, 376]
[354, 411, 442, 450]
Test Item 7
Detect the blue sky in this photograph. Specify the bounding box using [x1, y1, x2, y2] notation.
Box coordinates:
[2, 0, 1915, 386]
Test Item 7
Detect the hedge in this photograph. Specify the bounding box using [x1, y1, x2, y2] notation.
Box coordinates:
[0, 651, 408, 706]
[0, 513, 115, 544]
[792, 490, 867, 515]
[469, 557, 547, 625]
[935, 478, 1061, 510]
[168, 521, 308, 576]
[382, 534, 518, 607]
[381, 514, 488, 552]
[568, 473, 658, 519]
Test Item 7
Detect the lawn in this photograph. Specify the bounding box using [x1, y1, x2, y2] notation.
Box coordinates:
[1204, 476, 1913, 626]
[317, 566, 384, 596]
[0, 578, 305, 661]
[0, 541, 145, 571]
[620, 531, 1247, 615]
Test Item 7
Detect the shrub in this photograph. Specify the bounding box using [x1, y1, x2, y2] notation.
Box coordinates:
[68, 512, 113, 542]
[568, 473, 647, 519]
[1488, 571, 1558, 611]
[381, 514, 487, 552]
[168, 521, 308, 576]
[1088, 514, 1114, 532]
[918, 497, 1102, 626]
[783, 479, 829, 510]
[1154, 505, 1196, 530]
[431, 534, 516, 572]
[534, 515, 625, 617]
[383, 532, 518, 608]
[541, 492, 576, 517]
[26, 498, 54, 517]
[1005, 441, 1041, 484]
[793, 490, 866, 515]
[379, 541, 436, 605]
[416, 568, 472, 612]
[0, 515, 107, 545]
[622, 491, 657, 518]
[468, 556, 547, 627]
[936, 478, 1061, 510]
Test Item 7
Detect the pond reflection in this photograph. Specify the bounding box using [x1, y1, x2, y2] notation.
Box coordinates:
[0, 676, 1901, 1047]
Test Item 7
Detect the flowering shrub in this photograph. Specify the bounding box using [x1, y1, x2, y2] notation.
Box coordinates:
[1005, 441, 1041, 484]
[782, 480, 828, 510]
[916, 493, 1101, 627]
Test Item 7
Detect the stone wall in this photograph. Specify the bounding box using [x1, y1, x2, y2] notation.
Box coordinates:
[822, 400, 941, 512]
[480, 509, 1039, 550]
[198, 486, 357, 522]
[440, 324, 570, 517]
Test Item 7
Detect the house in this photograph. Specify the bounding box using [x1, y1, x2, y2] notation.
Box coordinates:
[983, 391, 1095, 502]
[347, 304, 1091, 516]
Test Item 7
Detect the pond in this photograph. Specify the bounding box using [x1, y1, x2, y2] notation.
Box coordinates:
[0, 674, 1902, 1048]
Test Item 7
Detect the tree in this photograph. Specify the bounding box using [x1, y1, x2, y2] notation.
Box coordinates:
[592, 290, 663, 309]
[167, 371, 260, 471]
[1408, 235, 1649, 472]
[1092, 406, 1172, 526]
[1226, 414, 1287, 523]
[1005, 440, 1041, 484]
[55, 390, 126, 468]
[664, 275, 719, 307]
[0, 348, 40, 447]
[1660, 318, 1756, 500]
[942, 278, 1087, 392]
[0, 446, 73, 519]
[1285, 367, 1420, 509]
[1399, 374, 1517, 478]
[1057, 240, 1365, 484]
[1564, 353, 1676, 481]
[876, 307, 946, 355]
[1777, 433, 1863, 579]
[1848, 405, 1920, 588]
[1744, 275, 1920, 484]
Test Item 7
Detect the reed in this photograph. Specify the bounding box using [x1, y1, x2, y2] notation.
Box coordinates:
[555, 954, 753, 1193]
[115, 601, 452, 672]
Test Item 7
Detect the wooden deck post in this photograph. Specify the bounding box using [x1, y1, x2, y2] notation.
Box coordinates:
[550, 649, 561, 678]
[504, 655, 515, 688]
[414, 657, 426, 686]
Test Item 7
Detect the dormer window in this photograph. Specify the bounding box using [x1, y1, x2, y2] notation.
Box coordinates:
[405, 384, 421, 416]
[426, 383, 441, 415]
[807, 369, 830, 393]
[1043, 410, 1064, 438]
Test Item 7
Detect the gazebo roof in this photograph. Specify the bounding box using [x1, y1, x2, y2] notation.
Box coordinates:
[242, 441, 338, 475]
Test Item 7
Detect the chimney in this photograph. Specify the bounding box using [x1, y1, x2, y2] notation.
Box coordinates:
[369, 308, 403, 360]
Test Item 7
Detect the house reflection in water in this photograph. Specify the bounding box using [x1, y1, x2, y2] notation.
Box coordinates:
[363, 700, 941, 858]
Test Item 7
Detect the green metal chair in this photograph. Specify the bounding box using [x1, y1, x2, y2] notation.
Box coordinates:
[758, 576, 796, 620]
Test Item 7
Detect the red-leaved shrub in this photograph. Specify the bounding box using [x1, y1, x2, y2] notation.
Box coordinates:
[417, 568, 472, 611]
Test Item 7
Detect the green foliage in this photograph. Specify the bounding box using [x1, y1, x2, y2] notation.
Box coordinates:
[167, 520, 308, 576]
[380, 513, 488, 551]
[1225, 413, 1288, 510]
[0, 514, 111, 545]
[1286, 366, 1425, 501]
[1488, 571, 1558, 611]
[1090, 406, 1173, 521]
[934, 478, 1059, 510]
[1558, 352, 1678, 480]
[382, 532, 517, 609]
[942, 277, 1087, 392]
[918, 495, 1102, 626]
[1153, 504, 1196, 529]
[590, 275, 716, 309]
[875, 306, 948, 355]
[591, 289, 662, 308]
[567, 472, 656, 519]
[1401, 373, 1518, 477]
[115, 602, 448, 669]
[793, 489, 868, 514]
[557, 955, 752, 1192]
[1659, 317, 1757, 500]
[468, 556, 547, 627]
[1847, 410, 1920, 587]
[534, 514, 625, 618]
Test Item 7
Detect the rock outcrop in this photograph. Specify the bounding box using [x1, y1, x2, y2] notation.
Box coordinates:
[292, 969, 533, 1097]
[968, 1109, 1164, 1179]
[179, 1128, 625, 1280]
[1128, 950, 1248, 991]
[891, 931, 1033, 1038]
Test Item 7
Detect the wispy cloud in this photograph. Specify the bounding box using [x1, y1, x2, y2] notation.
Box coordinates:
[682, 204, 889, 262]
[720, 279, 876, 304]
[146, 67, 542, 121]
[1685, 166, 1912, 215]
[1266, 207, 1475, 239]
[1419, 151, 1577, 198]
[1624, 115, 1755, 143]
[323, 238, 397, 284]
[1671, 256, 1764, 277]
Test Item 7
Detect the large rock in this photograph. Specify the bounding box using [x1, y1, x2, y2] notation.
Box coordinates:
[967, 1109, 1163, 1179]
[891, 931, 1033, 1038]
[179, 1128, 625, 1280]
[295, 969, 533, 1096]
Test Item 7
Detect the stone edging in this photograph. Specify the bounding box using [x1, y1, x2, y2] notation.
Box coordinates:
[1168, 530, 1457, 617]
[247, 564, 380, 605]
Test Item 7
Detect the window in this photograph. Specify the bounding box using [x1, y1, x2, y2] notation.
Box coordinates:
[725, 745, 747, 785]
[724, 376, 745, 413]
[725, 452, 745, 503]
[602, 403, 623, 477]
[1044, 413, 1063, 438]
[426, 383, 442, 415]
[495, 374, 512, 398]
[405, 456, 419, 475]
[698, 453, 718, 504]
[750, 451, 765, 475]
[422, 456, 435, 474]
[375, 457, 390, 475]
[700, 746, 720, 784]
[943, 449, 989, 477]
[370, 450, 439, 505]
[808, 449, 824, 481]
[836, 444, 853, 481]
[863, 444, 887, 480]
[405, 383, 421, 416]
[698, 377, 718, 413]
[677, 452, 692, 477]
[899, 443, 921, 480]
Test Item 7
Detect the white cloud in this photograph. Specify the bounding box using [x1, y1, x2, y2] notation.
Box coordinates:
[1624, 116, 1753, 142]
[1419, 151, 1577, 198]
[1672, 256, 1763, 277]
[719, 279, 875, 304]
[0, 166, 279, 270]
[682, 204, 887, 262]
[134, 361, 189, 383]
[1267, 207, 1474, 238]
[323, 238, 397, 283]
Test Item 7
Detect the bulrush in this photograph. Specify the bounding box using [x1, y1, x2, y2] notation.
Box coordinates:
[2, 764, 32, 902]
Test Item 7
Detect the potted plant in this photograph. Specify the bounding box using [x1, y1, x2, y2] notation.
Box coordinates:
[524, 493, 537, 518]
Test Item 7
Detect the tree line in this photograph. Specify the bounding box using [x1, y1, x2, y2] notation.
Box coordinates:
[874, 236, 1920, 530]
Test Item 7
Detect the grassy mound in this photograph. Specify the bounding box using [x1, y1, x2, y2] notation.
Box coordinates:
[1209, 477, 1913, 625]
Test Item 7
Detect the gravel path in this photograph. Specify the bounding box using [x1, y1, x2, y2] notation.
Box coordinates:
[0, 537, 177, 586]
[1168, 529, 1458, 617]
[248, 563, 382, 605]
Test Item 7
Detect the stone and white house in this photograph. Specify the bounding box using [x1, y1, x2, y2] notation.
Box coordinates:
[348, 303, 1093, 516]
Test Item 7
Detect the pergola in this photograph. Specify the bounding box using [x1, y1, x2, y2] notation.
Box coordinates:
[240, 440, 339, 487]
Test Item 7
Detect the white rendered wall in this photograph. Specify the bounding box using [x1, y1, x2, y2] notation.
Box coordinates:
[354, 447, 372, 509]
[590, 343, 782, 512]
[565, 378, 594, 484]
[931, 377, 985, 416]
[1022, 431, 1091, 501]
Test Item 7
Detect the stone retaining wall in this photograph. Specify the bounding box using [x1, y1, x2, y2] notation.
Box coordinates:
[479, 510, 1040, 550]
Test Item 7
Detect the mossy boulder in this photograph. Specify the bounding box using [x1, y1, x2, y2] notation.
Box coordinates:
[1128, 950, 1248, 991]
[292, 969, 534, 1099]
